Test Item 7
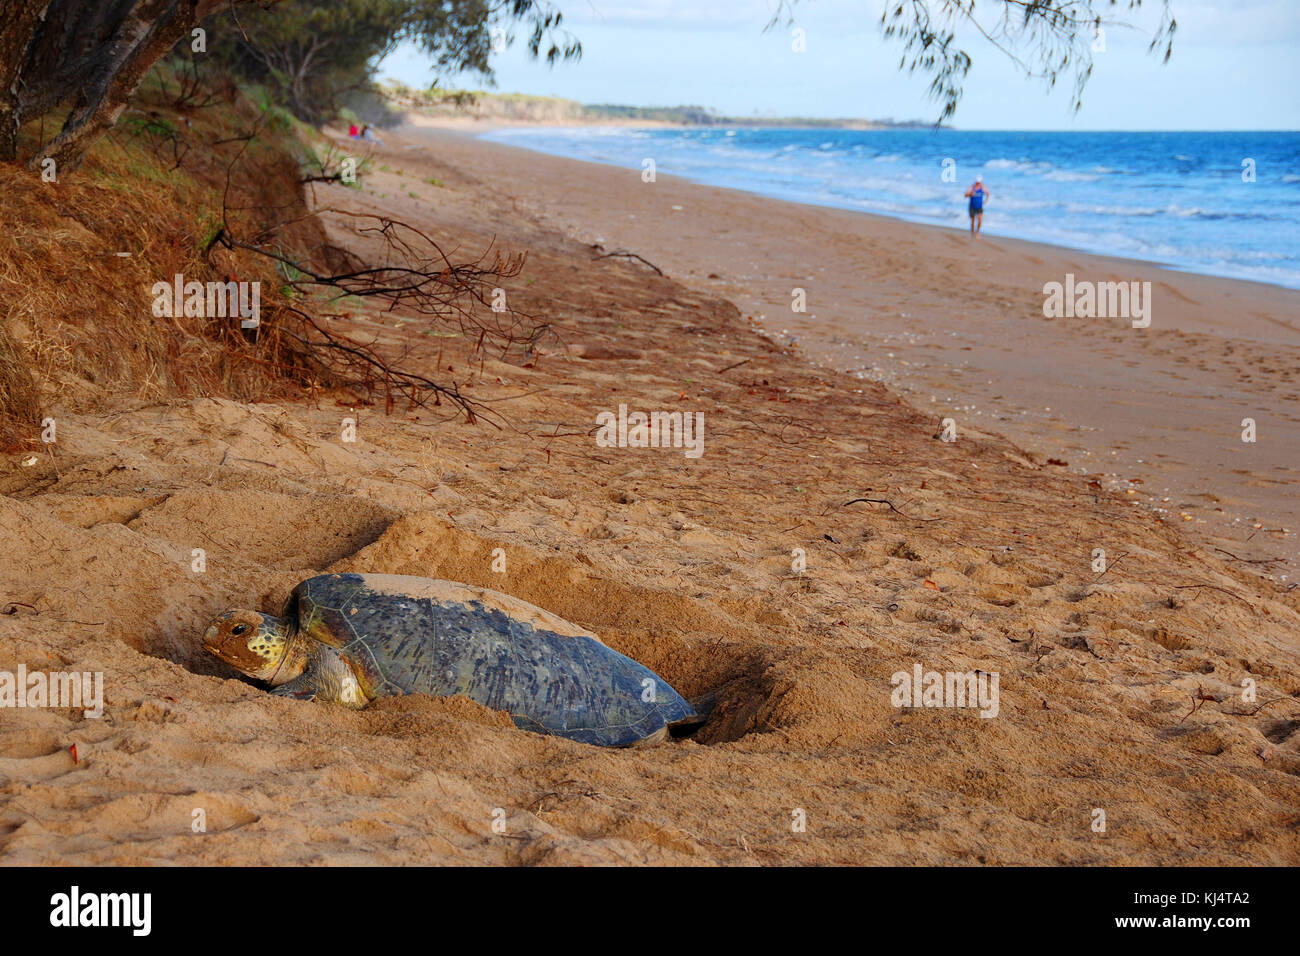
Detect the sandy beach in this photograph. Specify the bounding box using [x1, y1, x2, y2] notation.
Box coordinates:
[1, 119, 1297, 866]
[411, 118, 1300, 569]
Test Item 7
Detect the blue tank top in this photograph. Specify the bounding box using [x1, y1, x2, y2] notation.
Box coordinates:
[969, 186, 985, 211]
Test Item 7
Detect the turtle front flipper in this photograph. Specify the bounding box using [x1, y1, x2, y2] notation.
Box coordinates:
[273, 642, 370, 708]
[270, 674, 319, 701]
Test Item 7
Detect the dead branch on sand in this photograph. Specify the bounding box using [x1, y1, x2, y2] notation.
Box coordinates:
[593, 250, 665, 276]
[205, 213, 548, 424]
[1176, 684, 1218, 724]
[1223, 696, 1300, 718]
[841, 497, 942, 522]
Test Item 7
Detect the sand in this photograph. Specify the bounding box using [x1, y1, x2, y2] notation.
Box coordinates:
[408, 117, 1300, 570]
[1, 120, 1297, 865]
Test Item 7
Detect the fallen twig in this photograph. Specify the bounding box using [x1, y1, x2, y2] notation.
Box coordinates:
[1224, 696, 1300, 718]
[716, 358, 752, 374]
[1172, 583, 1256, 611]
[593, 250, 665, 276]
[201, 208, 546, 424]
[1176, 684, 1217, 724]
[1094, 550, 1129, 579]
[1212, 547, 1284, 566]
[842, 498, 942, 522]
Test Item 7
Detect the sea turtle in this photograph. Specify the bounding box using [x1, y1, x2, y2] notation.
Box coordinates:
[202, 572, 702, 747]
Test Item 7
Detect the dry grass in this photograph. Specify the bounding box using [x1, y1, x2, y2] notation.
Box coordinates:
[0, 75, 332, 449]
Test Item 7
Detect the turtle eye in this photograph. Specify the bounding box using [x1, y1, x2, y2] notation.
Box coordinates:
[231, 623, 250, 636]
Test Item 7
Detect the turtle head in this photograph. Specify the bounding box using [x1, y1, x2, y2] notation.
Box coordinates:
[203, 610, 304, 685]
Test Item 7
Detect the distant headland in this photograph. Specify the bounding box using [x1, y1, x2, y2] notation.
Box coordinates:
[379, 81, 938, 129]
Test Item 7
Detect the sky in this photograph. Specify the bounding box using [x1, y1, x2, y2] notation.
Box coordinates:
[378, 0, 1300, 130]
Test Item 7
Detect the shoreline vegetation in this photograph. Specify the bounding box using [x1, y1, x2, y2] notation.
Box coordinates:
[0, 71, 537, 451]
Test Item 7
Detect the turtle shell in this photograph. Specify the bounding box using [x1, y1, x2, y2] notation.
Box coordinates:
[289, 573, 699, 747]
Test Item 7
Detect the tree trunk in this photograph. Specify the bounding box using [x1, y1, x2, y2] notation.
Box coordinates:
[0, 0, 53, 161]
[0, 0, 262, 174]
[31, 0, 224, 174]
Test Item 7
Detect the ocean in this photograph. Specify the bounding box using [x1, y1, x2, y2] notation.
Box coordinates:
[481, 127, 1300, 290]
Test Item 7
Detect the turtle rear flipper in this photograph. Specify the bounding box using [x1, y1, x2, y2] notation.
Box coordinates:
[632, 725, 669, 747]
[512, 709, 671, 748]
[666, 690, 716, 737]
[687, 691, 717, 720]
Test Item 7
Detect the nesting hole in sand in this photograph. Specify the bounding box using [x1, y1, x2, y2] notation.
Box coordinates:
[141, 495, 399, 675]
[130, 492, 399, 573]
[661, 648, 777, 746]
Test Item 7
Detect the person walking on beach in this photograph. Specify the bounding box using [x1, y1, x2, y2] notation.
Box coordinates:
[965, 175, 988, 235]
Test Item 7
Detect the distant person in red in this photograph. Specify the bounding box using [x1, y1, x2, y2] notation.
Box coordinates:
[348, 123, 359, 138]
[965, 175, 988, 236]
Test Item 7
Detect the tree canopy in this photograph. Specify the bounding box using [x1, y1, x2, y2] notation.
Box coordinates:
[0, 0, 578, 171]
[1, 0, 248, 172]
[205, 0, 580, 122]
[774, 0, 1176, 121]
[0, 1, 1176, 173]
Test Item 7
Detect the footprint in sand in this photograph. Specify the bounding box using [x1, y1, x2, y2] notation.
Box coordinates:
[0, 746, 78, 786]
[1157, 281, 1200, 306]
